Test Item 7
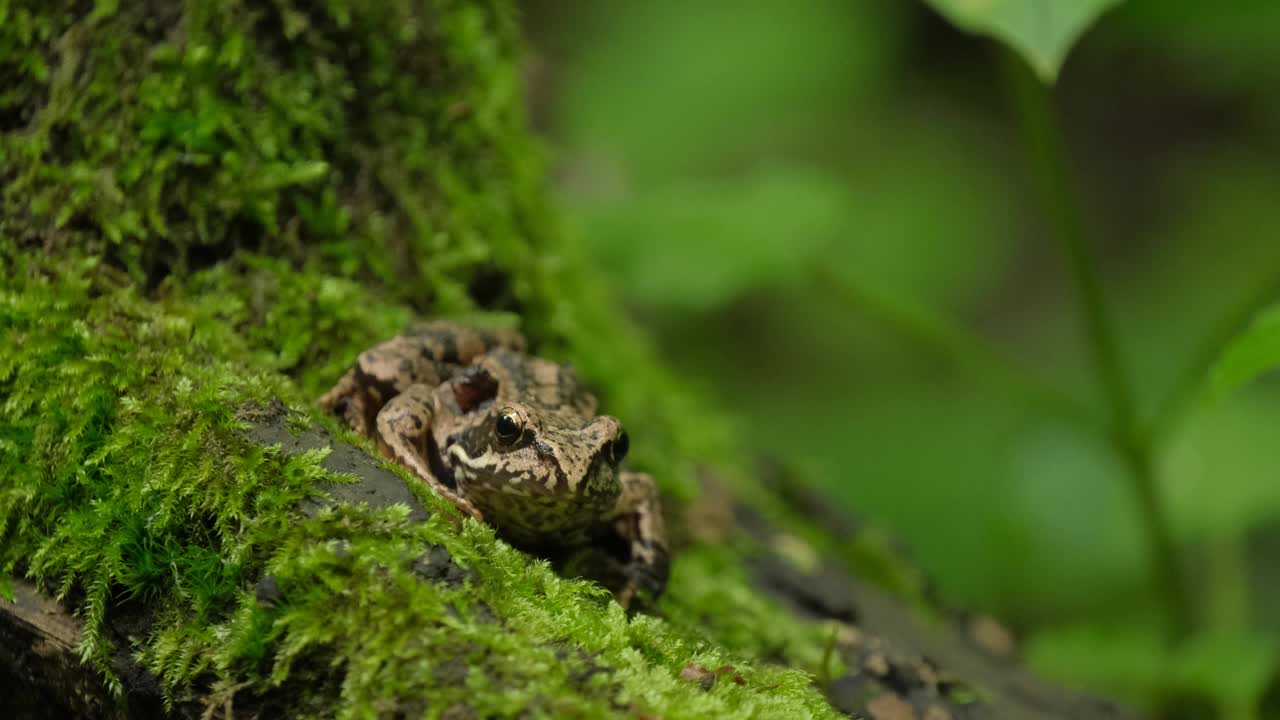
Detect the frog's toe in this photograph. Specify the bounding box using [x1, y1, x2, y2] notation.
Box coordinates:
[320, 370, 373, 435]
[620, 545, 671, 607]
[318, 377, 346, 412]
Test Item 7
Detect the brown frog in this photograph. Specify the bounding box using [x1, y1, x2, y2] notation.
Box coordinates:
[319, 322, 669, 606]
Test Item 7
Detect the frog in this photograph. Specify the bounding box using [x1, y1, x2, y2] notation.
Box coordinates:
[319, 321, 669, 606]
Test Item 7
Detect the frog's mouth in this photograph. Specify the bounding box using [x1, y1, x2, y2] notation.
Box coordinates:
[445, 443, 553, 491]
[443, 444, 502, 481]
[427, 433, 459, 490]
[441, 442, 511, 487]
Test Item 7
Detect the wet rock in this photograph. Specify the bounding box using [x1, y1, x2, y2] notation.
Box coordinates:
[240, 408, 429, 522]
[412, 546, 473, 587]
[828, 674, 878, 716]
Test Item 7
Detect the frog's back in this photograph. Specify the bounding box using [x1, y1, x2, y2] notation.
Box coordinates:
[482, 348, 598, 418]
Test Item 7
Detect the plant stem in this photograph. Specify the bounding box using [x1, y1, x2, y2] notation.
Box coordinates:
[1001, 49, 1192, 638]
[813, 266, 1095, 428]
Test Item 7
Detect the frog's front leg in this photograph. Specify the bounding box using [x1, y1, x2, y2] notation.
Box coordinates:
[375, 384, 483, 522]
[608, 471, 670, 608]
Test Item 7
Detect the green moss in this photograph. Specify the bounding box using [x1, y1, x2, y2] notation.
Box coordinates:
[0, 252, 318, 689]
[1, 0, 532, 304]
[0, 0, 733, 501]
[1, 252, 839, 717]
[0, 1, 914, 716]
[660, 545, 844, 676]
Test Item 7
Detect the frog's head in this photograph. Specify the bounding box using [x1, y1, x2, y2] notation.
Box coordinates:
[444, 373, 629, 499]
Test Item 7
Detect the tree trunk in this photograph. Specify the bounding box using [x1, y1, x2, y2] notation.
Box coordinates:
[0, 1, 1135, 718]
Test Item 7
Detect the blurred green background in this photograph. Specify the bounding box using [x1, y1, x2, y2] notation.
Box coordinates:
[520, 1, 1280, 717]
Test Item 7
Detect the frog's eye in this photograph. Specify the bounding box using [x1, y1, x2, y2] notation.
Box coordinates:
[494, 408, 524, 444]
[607, 430, 629, 464]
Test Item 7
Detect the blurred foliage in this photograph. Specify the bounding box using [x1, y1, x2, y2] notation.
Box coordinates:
[526, 0, 1280, 717]
[1213, 305, 1280, 401]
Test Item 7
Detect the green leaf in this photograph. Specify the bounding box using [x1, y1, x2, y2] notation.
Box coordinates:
[1211, 304, 1280, 399]
[0, 574, 13, 603]
[923, 0, 1123, 82]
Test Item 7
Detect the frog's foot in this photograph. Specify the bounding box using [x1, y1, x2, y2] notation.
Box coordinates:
[319, 368, 376, 436]
[376, 383, 484, 522]
[609, 471, 670, 608]
[615, 546, 672, 610]
[319, 336, 445, 437]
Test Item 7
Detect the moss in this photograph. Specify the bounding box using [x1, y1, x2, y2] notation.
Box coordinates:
[0, 0, 731, 501]
[0, 0, 916, 716]
[1, 252, 840, 717]
[1, 0, 531, 302]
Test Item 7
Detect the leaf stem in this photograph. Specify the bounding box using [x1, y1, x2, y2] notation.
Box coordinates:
[1000, 48, 1192, 638]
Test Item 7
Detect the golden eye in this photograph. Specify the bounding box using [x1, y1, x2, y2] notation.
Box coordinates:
[494, 408, 523, 444]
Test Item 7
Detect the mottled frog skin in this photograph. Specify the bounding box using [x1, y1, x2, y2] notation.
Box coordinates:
[320, 322, 669, 605]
